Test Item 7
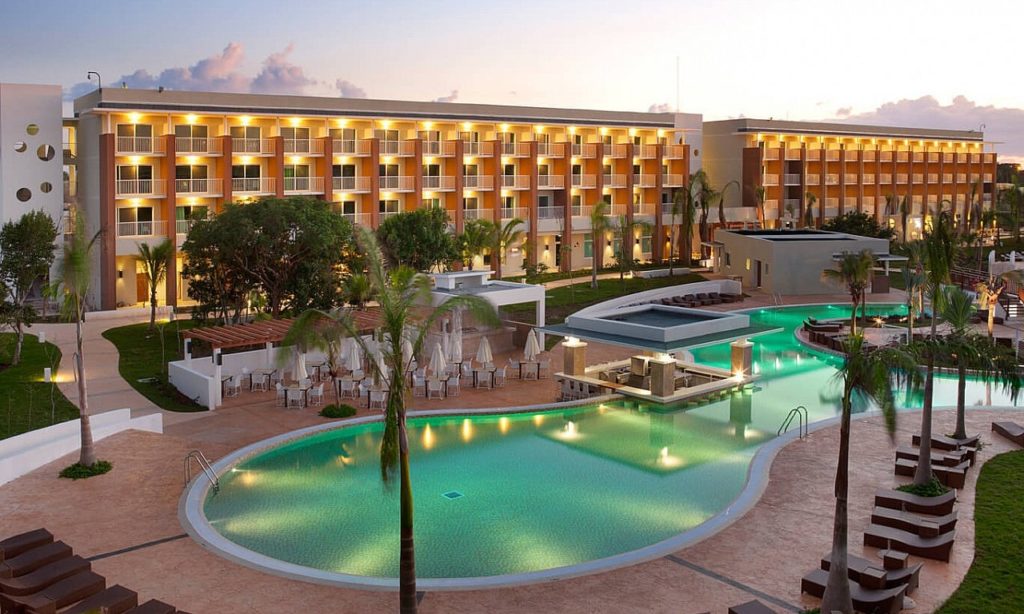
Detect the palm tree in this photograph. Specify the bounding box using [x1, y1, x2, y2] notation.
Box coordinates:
[899, 196, 911, 243]
[459, 219, 496, 271]
[693, 170, 713, 259]
[284, 228, 498, 614]
[136, 239, 173, 331]
[997, 179, 1024, 246]
[55, 212, 102, 468]
[668, 178, 700, 273]
[749, 185, 767, 229]
[613, 215, 652, 289]
[820, 334, 918, 614]
[716, 180, 740, 228]
[493, 217, 524, 280]
[901, 263, 925, 344]
[804, 192, 818, 228]
[588, 200, 614, 289]
[822, 250, 875, 335]
[343, 273, 371, 310]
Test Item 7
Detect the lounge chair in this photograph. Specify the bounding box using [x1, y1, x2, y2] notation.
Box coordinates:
[0, 570, 105, 614]
[871, 506, 957, 537]
[0, 530, 53, 563]
[894, 457, 968, 489]
[800, 568, 907, 614]
[62, 584, 138, 614]
[896, 444, 973, 468]
[705, 292, 724, 305]
[821, 552, 922, 594]
[0, 555, 90, 596]
[727, 600, 775, 614]
[123, 599, 177, 614]
[720, 292, 743, 303]
[863, 523, 956, 562]
[992, 421, 1024, 447]
[679, 294, 698, 307]
[911, 433, 980, 451]
[0, 541, 72, 579]
[694, 292, 713, 305]
[874, 487, 957, 516]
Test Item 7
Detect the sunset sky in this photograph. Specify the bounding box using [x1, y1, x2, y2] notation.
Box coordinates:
[3, 0, 1021, 159]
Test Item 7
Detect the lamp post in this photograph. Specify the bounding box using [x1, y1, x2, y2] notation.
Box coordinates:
[86, 71, 102, 91]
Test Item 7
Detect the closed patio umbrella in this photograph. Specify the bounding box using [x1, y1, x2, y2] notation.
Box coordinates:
[450, 326, 463, 364]
[402, 337, 415, 370]
[347, 338, 362, 373]
[442, 330, 451, 364]
[293, 348, 307, 381]
[476, 336, 493, 365]
[429, 342, 447, 376]
[524, 329, 541, 362]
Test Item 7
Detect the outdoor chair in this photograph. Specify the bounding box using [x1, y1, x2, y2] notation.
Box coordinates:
[224, 375, 240, 398]
[863, 523, 955, 562]
[309, 384, 324, 406]
[0, 570, 107, 614]
[475, 370, 492, 389]
[299, 377, 311, 388]
[507, 358, 520, 378]
[911, 433, 980, 451]
[538, 358, 550, 379]
[494, 367, 506, 388]
[0, 540, 71, 580]
[727, 600, 776, 614]
[820, 551, 922, 594]
[62, 585, 138, 614]
[461, 362, 473, 378]
[894, 457, 968, 489]
[800, 568, 907, 614]
[427, 379, 444, 399]
[351, 369, 364, 380]
[560, 380, 573, 401]
[339, 379, 356, 399]
[523, 363, 538, 381]
[275, 383, 286, 407]
[0, 555, 90, 596]
[251, 373, 269, 392]
[874, 487, 957, 516]
[270, 370, 283, 387]
[446, 375, 460, 397]
[870, 506, 957, 537]
[124, 598, 178, 613]
[0, 530, 53, 563]
[412, 375, 426, 397]
[286, 387, 305, 409]
[369, 390, 387, 411]
[992, 421, 1024, 447]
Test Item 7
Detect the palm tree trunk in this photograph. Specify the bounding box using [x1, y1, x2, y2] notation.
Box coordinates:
[849, 294, 858, 335]
[821, 385, 855, 614]
[953, 362, 968, 440]
[149, 284, 158, 330]
[13, 324, 24, 366]
[397, 410, 417, 614]
[913, 355, 935, 486]
[75, 316, 97, 467]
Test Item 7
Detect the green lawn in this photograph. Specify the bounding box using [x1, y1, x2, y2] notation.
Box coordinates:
[101, 321, 206, 412]
[937, 450, 1024, 613]
[0, 333, 80, 440]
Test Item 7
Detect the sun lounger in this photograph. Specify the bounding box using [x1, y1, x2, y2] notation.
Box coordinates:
[706, 292, 724, 305]
[124, 599, 177, 614]
[727, 599, 775, 614]
[694, 293, 714, 305]
[863, 523, 956, 562]
[0, 569, 105, 614]
[0, 530, 53, 563]
[821, 551, 922, 594]
[720, 292, 743, 303]
[912, 433, 980, 451]
[871, 505, 957, 537]
[800, 567, 907, 614]
[874, 487, 956, 516]
[992, 421, 1024, 447]
[0, 541, 72, 579]
[896, 444, 973, 468]
[0, 555, 89, 596]
[894, 457, 968, 489]
[62, 584, 139, 614]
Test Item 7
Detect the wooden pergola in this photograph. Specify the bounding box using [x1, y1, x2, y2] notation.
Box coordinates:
[180, 308, 383, 351]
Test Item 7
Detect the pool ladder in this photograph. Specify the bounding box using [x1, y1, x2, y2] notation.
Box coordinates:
[184, 449, 219, 493]
[778, 405, 809, 439]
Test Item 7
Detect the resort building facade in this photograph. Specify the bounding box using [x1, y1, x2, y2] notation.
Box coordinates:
[71, 88, 700, 310]
[703, 118, 997, 233]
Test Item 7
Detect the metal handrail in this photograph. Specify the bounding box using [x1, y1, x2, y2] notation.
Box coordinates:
[778, 405, 809, 439]
[184, 449, 219, 493]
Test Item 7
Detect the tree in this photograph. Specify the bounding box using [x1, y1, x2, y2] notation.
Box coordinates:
[822, 250, 875, 335]
[716, 180, 739, 229]
[693, 170, 713, 258]
[996, 179, 1024, 245]
[377, 207, 456, 272]
[612, 215, 652, 289]
[804, 192, 818, 228]
[899, 196, 911, 243]
[820, 335, 917, 614]
[901, 262, 925, 345]
[55, 213, 102, 467]
[588, 200, 614, 288]
[284, 228, 497, 614]
[821, 211, 895, 240]
[493, 218, 524, 280]
[749, 185, 767, 230]
[458, 219, 496, 271]
[0, 210, 58, 365]
[136, 239, 173, 331]
[343, 273, 371, 310]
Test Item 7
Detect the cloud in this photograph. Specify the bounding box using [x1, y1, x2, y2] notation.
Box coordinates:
[335, 79, 367, 98]
[835, 106, 852, 117]
[828, 95, 1024, 161]
[648, 103, 673, 113]
[433, 90, 459, 103]
[250, 44, 316, 95]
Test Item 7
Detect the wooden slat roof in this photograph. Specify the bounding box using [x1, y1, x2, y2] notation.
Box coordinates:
[182, 308, 382, 350]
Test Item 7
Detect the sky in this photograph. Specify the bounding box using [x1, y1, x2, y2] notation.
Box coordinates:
[2, 0, 1022, 160]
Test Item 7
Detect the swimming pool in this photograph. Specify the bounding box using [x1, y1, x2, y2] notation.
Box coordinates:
[186, 303, 1021, 587]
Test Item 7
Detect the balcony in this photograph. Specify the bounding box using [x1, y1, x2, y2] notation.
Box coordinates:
[896, 174, 908, 184]
[537, 206, 564, 220]
[232, 177, 275, 195]
[879, 174, 893, 184]
[605, 144, 627, 158]
[380, 176, 415, 192]
[636, 144, 658, 159]
[913, 153, 924, 163]
[956, 174, 969, 183]
[662, 174, 683, 187]
[943, 153, 954, 163]
[664, 144, 685, 159]
[633, 203, 654, 217]
[341, 212, 372, 226]
[422, 176, 456, 191]
[501, 207, 529, 221]
[284, 176, 325, 194]
[880, 152, 893, 162]
[116, 136, 165, 155]
[115, 179, 165, 198]
[537, 142, 565, 157]
[571, 174, 597, 188]
[572, 143, 598, 158]
[763, 174, 779, 186]
[603, 174, 626, 188]
[463, 141, 494, 157]
[501, 174, 530, 190]
[927, 174, 939, 184]
[928, 153, 939, 163]
[763, 148, 781, 161]
[844, 197, 857, 209]
[380, 210, 403, 222]
[232, 138, 275, 155]
[942, 174, 953, 183]
[332, 139, 372, 156]
[380, 140, 416, 157]
[283, 138, 324, 156]
[175, 178, 223, 196]
[984, 174, 994, 183]
[784, 173, 803, 186]
[896, 152, 909, 163]
[175, 219, 200, 235]
[862, 151, 876, 162]
[912, 174, 924, 183]
[783, 199, 800, 215]
[117, 220, 167, 237]
[845, 150, 859, 162]
[501, 142, 531, 157]
[463, 208, 494, 222]
[422, 141, 455, 157]
[863, 174, 875, 183]
[983, 154, 996, 164]
[633, 174, 657, 188]
[825, 150, 840, 162]
[536, 175, 565, 189]
[333, 176, 371, 193]
[606, 204, 629, 216]
[843, 174, 857, 184]
[462, 175, 494, 191]
[785, 149, 802, 161]
[175, 137, 222, 155]
[805, 175, 820, 186]
[572, 205, 592, 218]
[806, 150, 821, 162]
[825, 174, 839, 186]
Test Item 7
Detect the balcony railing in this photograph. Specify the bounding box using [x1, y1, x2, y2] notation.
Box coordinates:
[862, 151, 876, 162]
[984, 174, 994, 183]
[537, 206, 563, 220]
[825, 174, 839, 185]
[571, 174, 597, 188]
[284, 176, 325, 193]
[896, 152, 909, 163]
[463, 208, 493, 222]
[380, 176, 415, 192]
[231, 138, 275, 155]
[462, 175, 494, 190]
[896, 174, 908, 184]
[422, 176, 456, 191]
[606, 204, 629, 216]
[175, 137, 221, 155]
[943, 153, 954, 163]
[232, 177, 275, 194]
[943, 174, 953, 183]
[784, 173, 803, 186]
[605, 144, 627, 158]
[501, 142, 531, 157]
[175, 219, 200, 234]
[283, 138, 324, 155]
[572, 143, 598, 158]
[845, 150, 859, 162]
[783, 199, 800, 215]
[175, 178, 223, 195]
[633, 203, 654, 216]
[806, 150, 821, 162]
[663, 144, 685, 159]
[662, 174, 683, 187]
[603, 174, 626, 188]
[805, 175, 820, 186]
[380, 210, 403, 221]
[863, 174, 875, 183]
[501, 174, 530, 189]
[633, 173, 657, 187]
[879, 174, 892, 184]
[927, 153, 939, 163]
[825, 150, 840, 161]
[636, 144, 658, 159]
[341, 212, 372, 226]
[501, 207, 529, 221]
[785, 149, 802, 161]
[763, 148, 781, 161]
[912, 153, 924, 163]
[763, 174, 779, 186]
[116, 136, 165, 155]
[332, 139, 372, 156]
[880, 152, 893, 162]
[463, 141, 494, 157]
[536, 175, 565, 189]
[380, 140, 416, 156]
[572, 205, 592, 218]
[117, 220, 166, 237]
[844, 197, 857, 209]
[537, 142, 565, 157]
[912, 174, 924, 183]
[983, 154, 996, 164]
[422, 141, 455, 157]
[115, 179, 165, 197]
[927, 174, 939, 183]
[333, 176, 371, 193]
[841, 174, 856, 184]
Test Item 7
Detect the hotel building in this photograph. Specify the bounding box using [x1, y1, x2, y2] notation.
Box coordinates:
[703, 119, 997, 232]
[71, 89, 700, 310]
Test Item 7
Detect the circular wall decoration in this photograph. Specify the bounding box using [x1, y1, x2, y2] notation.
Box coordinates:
[26, 123, 39, 136]
[16, 188, 31, 202]
[14, 141, 27, 153]
[37, 144, 56, 161]
[40, 182, 53, 193]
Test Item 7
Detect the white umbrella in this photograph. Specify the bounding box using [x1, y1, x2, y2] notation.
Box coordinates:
[293, 348, 307, 381]
[373, 345, 388, 384]
[524, 329, 541, 362]
[442, 330, 451, 363]
[402, 338, 415, 370]
[429, 342, 447, 376]
[476, 336, 493, 365]
[347, 338, 362, 372]
[450, 326, 463, 364]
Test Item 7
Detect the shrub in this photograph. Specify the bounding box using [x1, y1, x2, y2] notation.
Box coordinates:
[897, 477, 949, 497]
[320, 404, 358, 419]
[59, 460, 113, 480]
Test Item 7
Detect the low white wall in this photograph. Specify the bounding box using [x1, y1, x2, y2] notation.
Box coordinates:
[573, 279, 742, 318]
[168, 361, 217, 409]
[85, 305, 174, 321]
[0, 409, 163, 485]
[636, 268, 691, 279]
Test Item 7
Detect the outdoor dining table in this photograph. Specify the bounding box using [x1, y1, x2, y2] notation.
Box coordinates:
[252, 368, 276, 391]
[307, 360, 326, 381]
[287, 384, 311, 407]
[336, 376, 363, 398]
[519, 361, 539, 379]
[473, 367, 496, 388]
[426, 377, 448, 398]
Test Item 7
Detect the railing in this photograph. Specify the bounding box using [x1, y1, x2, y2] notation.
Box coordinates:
[422, 176, 456, 191]
[333, 176, 371, 192]
[662, 174, 683, 187]
[572, 205, 592, 218]
[825, 150, 840, 161]
[232, 177, 275, 194]
[536, 175, 565, 189]
[825, 174, 839, 185]
[380, 176, 415, 191]
[463, 208, 493, 222]
[341, 212, 372, 226]
[844, 197, 858, 209]
[928, 153, 939, 163]
[784, 149, 802, 161]
[912, 173, 924, 183]
[175, 219, 200, 234]
[970, 173, 981, 183]
[380, 210, 403, 221]
[984, 174, 993, 183]
[380, 140, 416, 156]
[116, 136, 165, 154]
[332, 139, 371, 156]
[956, 174, 967, 183]
[943, 153, 954, 163]
[637, 144, 658, 159]
[664, 144, 686, 159]
[603, 174, 626, 187]
[863, 174, 875, 183]
[571, 143, 598, 158]
[785, 173, 803, 185]
[422, 141, 455, 156]
[943, 174, 953, 183]
[862, 151, 876, 162]
[537, 206, 563, 220]
[783, 199, 800, 215]
[777, 406, 808, 439]
[501, 142, 531, 157]
[184, 450, 219, 493]
[501, 207, 528, 221]
[571, 174, 597, 188]
[763, 148, 781, 161]
[463, 141, 494, 156]
[117, 220, 167, 237]
[896, 152, 909, 162]
[845, 150, 859, 162]
[633, 203, 654, 216]
[283, 138, 324, 155]
[880, 152, 893, 162]
[283, 176, 324, 193]
[501, 174, 530, 189]
[605, 143, 627, 158]
[927, 174, 939, 183]
[175, 178, 222, 195]
[879, 173, 892, 184]
[763, 174, 779, 186]
[863, 196, 876, 208]
[607, 204, 629, 216]
[633, 173, 657, 187]
[805, 175, 820, 186]
[912, 152, 924, 163]
[115, 179, 165, 197]
[231, 138, 275, 154]
[843, 174, 857, 184]
[537, 142, 565, 157]
[462, 175, 494, 190]
[175, 137, 221, 155]
[806, 149, 822, 162]
[983, 154, 996, 164]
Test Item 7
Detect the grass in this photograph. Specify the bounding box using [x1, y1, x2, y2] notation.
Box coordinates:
[59, 460, 113, 479]
[0, 332, 80, 440]
[501, 272, 708, 326]
[937, 450, 1024, 613]
[319, 403, 358, 419]
[101, 320, 206, 412]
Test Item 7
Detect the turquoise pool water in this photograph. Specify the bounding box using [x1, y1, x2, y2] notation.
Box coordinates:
[203, 303, 1020, 581]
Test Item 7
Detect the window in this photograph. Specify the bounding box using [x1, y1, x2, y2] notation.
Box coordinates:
[603, 163, 612, 175]
[330, 127, 356, 140]
[424, 197, 441, 209]
[176, 205, 207, 233]
[538, 164, 550, 176]
[535, 132, 550, 145]
[423, 163, 440, 177]
[633, 135, 642, 148]
[379, 199, 400, 214]
[612, 238, 621, 255]
[633, 163, 641, 175]
[464, 164, 478, 176]
[725, 252, 731, 267]
[230, 126, 261, 152]
[338, 200, 357, 215]
[232, 164, 260, 178]
[503, 163, 515, 176]
[117, 123, 153, 140]
[602, 134, 613, 147]
[459, 131, 480, 143]
[463, 197, 479, 210]
[641, 234, 652, 254]
[501, 195, 515, 217]
[116, 164, 153, 193]
[571, 163, 582, 177]
[499, 131, 516, 145]
[379, 163, 399, 177]
[118, 206, 154, 236]
[284, 164, 310, 190]
[374, 129, 399, 141]
[333, 164, 356, 178]
[583, 233, 593, 258]
[281, 127, 311, 152]
[418, 130, 441, 142]
[174, 124, 208, 151]
[571, 194, 582, 215]
[175, 164, 208, 193]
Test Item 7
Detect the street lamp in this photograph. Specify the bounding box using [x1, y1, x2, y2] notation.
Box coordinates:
[86, 71, 102, 91]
